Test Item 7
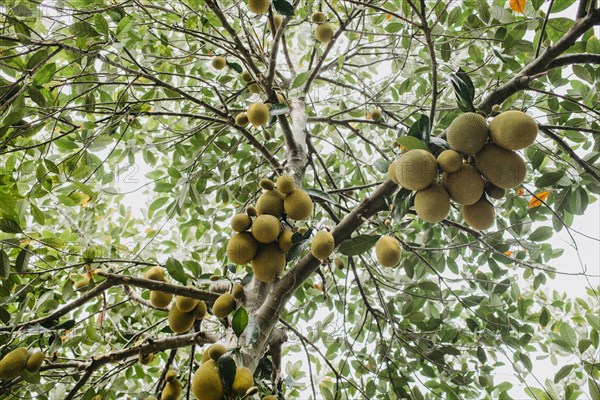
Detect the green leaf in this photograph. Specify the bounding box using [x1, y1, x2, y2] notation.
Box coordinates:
[227, 61, 243, 73]
[554, 364, 574, 383]
[391, 189, 413, 222]
[94, 14, 109, 35]
[560, 323, 577, 350]
[273, 0, 295, 16]
[304, 188, 338, 205]
[292, 70, 311, 89]
[165, 257, 187, 284]
[477, 346, 487, 363]
[338, 234, 379, 256]
[217, 355, 237, 394]
[396, 136, 430, 151]
[449, 69, 475, 112]
[385, 22, 403, 33]
[69, 21, 100, 38]
[33, 63, 56, 85]
[586, 313, 600, 331]
[231, 307, 248, 338]
[589, 378, 600, 400]
[27, 86, 46, 107]
[529, 226, 552, 242]
[269, 103, 289, 116]
[539, 306, 550, 328]
[407, 114, 430, 143]
[518, 352, 532, 372]
[0, 218, 23, 234]
[15, 246, 30, 273]
[0, 250, 10, 280]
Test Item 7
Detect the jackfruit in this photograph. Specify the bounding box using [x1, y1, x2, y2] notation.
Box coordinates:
[226, 232, 258, 265]
[138, 353, 154, 365]
[312, 11, 327, 23]
[175, 295, 199, 313]
[74, 275, 90, 290]
[168, 305, 195, 333]
[191, 360, 225, 400]
[193, 301, 207, 320]
[211, 56, 226, 70]
[484, 181, 505, 199]
[315, 23, 334, 43]
[277, 175, 296, 194]
[475, 143, 526, 189]
[375, 236, 401, 267]
[489, 110, 538, 150]
[166, 370, 177, 383]
[334, 257, 345, 270]
[256, 189, 284, 217]
[270, 15, 282, 33]
[251, 214, 281, 244]
[388, 161, 399, 184]
[446, 112, 489, 155]
[232, 283, 245, 300]
[311, 230, 335, 260]
[263, 396, 278, 400]
[260, 178, 275, 191]
[26, 351, 44, 373]
[248, 83, 262, 94]
[247, 103, 270, 127]
[231, 213, 252, 232]
[369, 109, 382, 121]
[207, 344, 227, 361]
[394, 149, 438, 190]
[232, 367, 254, 396]
[150, 291, 173, 308]
[144, 397, 158, 400]
[252, 243, 285, 282]
[414, 183, 451, 223]
[241, 71, 253, 83]
[144, 266, 165, 281]
[246, 205, 258, 217]
[284, 189, 313, 220]
[161, 379, 182, 400]
[213, 293, 236, 319]
[442, 164, 484, 205]
[248, 0, 270, 14]
[436, 150, 462, 173]
[235, 113, 249, 127]
[0, 347, 29, 380]
[277, 229, 294, 253]
[463, 198, 496, 230]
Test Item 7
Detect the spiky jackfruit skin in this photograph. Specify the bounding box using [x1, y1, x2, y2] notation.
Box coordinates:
[25, 352, 44, 373]
[251, 215, 281, 244]
[394, 149, 438, 191]
[0, 348, 29, 380]
[161, 379, 182, 400]
[284, 189, 313, 220]
[311, 231, 335, 260]
[260, 178, 275, 191]
[144, 266, 165, 281]
[252, 243, 285, 282]
[256, 190, 284, 217]
[437, 150, 463, 173]
[414, 183, 451, 223]
[175, 296, 199, 313]
[370, 109, 382, 121]
[168, 305, 195, 333]
[248, 103, 270, 127]
[226, 232, 258, 265]
[484, 181, 506, 199]
[212, 293, 236, 319]
[312, 11, 327, 23]
[446, 112, 490, 155]
[231, 213, 252, 232]
[277, 176, 295, 194]
[463, 198, 496, 230]
[442, 164, 484, 205]
[211, 56, 226, 70]
[192, 360, 225, 400]
[315, 23, 334, 43]
[246, 206, 258, 217]
[388, 161, 399, 184]
[235, 113, 249, 127]
[248, 0, 270, 14]
[232, 367, 254, 396]
[489, 110, 538, 150]
[375, 236, 401, 267]
[232, 283, 245, 300]
[166, 370, 178, 383]
[193, 301, 207, 320]
[475, 143, 526, 189]
[207, 344, 227, 361]
[151, 291, 173, 308]
[277, 229, 294, 253]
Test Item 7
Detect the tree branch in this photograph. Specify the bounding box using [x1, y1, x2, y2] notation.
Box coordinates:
[547, 53, 600, 69]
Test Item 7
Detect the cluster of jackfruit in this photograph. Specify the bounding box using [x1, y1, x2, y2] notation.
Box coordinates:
[144, 266, 175, 308]
[160, 370, 183, 400]
[226, 176, 316, 282]
[191, 344, 256, 400]
[312, 12, 335, 44]
[388, 110, 537, 231]
[0, 348, 44, 381]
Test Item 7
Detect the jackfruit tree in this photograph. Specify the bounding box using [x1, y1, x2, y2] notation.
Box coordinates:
[0, 0, 599, 399]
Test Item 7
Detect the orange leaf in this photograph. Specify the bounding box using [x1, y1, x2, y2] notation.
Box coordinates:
[510, 0, 525, 13]
[517, 187, 525, 196]
[528, 191, 550, 208]
[386, 13, 392, 21]
[504, 250, 512, 257]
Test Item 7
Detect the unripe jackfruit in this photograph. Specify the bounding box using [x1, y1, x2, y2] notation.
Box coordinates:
[270, 15, 282, 33]
[248, 83, 262, 94]
[315, 23, 334, 43]
[260, 178, 275, 191]
[166, 370, 177, 383]
[212, 293, 236, 319]
[175, 295, 199, 313]
[235, 113, 250, 127]
[231, 213, 252, 232]
[232, 367, 254, 396]
[369, 109, 382, 121]
[256, 189, 284, 217]
[207, 344, 227, 361]
[0, 347, 29, 380]
[252, 243, 285, 282]
[489, 110, 538, 150]
[334, 257, 345, 270]
[375, 236, 401, 267]
[414, 183, 451, 223]
[284, 189, 313, 220]
[475, 143, 526, 189]
[151, 291, 173, 308]
[246, 205, 258, 217]
[144, 266, 165, 281]
[168, 305, 195, 333]
[226, 232, 258, 265]
[312, 11, 327, 23]
[211, 56, 226, 70]
[138, 353, 154, 365]
[248, 0, 270, 14]
[436, 150, 462, 173]
[251, 215, 281, 244]
[232, 283, 245, 300]
[388, 161, 399, 184]
[26, 351, 44, 373]
[442, 164, 484, 205]
[446, 112, 489, 155]
[463, 198, 496, 230]
[263, 396, 278, 400]
[247, 103, 270, 127]
[277, 175, 296, 194]
[241, 71, 253, 83]
[161, 379, 182, 400]
[277, 229, 294, 253]
[394, 149, 438, 191]
[191, 360, 225, 400]
[484, 181, 505, 199]
[311, 231, 335, 260]
[193, 301, 207, 320]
